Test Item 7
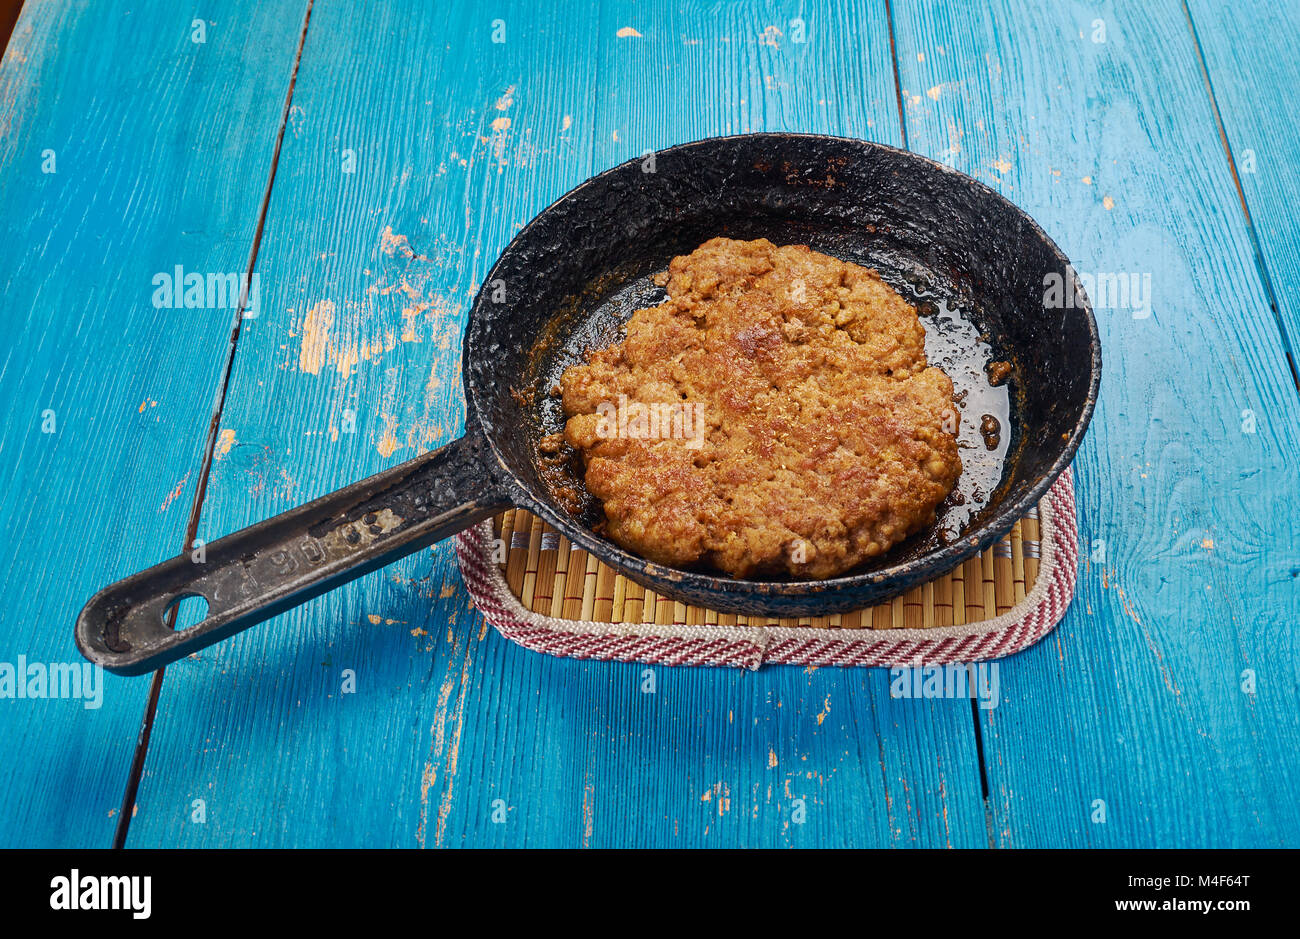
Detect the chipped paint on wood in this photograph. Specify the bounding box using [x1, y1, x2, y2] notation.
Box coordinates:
[377, 414, 400, 458]
[159, 471, 191, 512]
[214, 427, 236, 459]
[297, 299, 335, 374]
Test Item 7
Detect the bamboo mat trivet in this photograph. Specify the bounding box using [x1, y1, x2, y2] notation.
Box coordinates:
[454, 469, 1077, 668]
[489, 502, 1042, 631]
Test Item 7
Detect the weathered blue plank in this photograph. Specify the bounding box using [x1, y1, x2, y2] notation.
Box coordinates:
[0, 0, 310, 846]
[1187, 0, 1300, 381]
[127, 0, 989, 847]
[890, 0, 1300, 846]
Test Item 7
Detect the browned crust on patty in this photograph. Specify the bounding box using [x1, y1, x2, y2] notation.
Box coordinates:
[559, 237, 961, 579]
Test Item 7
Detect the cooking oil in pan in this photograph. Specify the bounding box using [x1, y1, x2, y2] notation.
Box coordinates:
[911, 291, 1013, 547]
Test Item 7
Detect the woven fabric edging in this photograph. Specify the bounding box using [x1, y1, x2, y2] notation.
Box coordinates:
[454, 468, 1078, 670]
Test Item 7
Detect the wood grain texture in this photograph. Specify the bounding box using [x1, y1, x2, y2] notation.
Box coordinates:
[10, 0, 1296, 849]
[0, 0, 310, 846]
[126, 0, 990, 848]
[890, 0, 1300, 846]
[1186, 0, 1300, 380]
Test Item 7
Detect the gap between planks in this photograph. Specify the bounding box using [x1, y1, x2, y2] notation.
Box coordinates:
[1180, 0, 1299, 392]
[111, 0, 318, 850]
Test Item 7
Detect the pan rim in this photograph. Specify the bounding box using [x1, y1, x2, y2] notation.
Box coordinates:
[467, 131, 1101, 602]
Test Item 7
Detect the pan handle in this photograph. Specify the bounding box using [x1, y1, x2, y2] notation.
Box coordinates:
[75, 429, 509, 675]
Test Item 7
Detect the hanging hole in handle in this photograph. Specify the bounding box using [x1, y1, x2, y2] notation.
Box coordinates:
[163, 593, 210, 632]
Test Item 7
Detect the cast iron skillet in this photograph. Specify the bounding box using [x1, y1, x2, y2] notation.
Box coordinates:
[76, 133, 1100, 675]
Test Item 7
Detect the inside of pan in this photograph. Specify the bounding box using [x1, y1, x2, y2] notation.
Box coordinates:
[465, 136, 1095, 581]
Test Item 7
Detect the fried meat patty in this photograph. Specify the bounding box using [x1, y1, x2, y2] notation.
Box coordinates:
[559, 237, 961, 579]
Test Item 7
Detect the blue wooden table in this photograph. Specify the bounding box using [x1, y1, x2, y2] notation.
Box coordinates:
[2, 0, 1297, 849]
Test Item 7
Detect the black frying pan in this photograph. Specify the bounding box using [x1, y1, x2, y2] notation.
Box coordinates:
[76, 133, 1100, 675]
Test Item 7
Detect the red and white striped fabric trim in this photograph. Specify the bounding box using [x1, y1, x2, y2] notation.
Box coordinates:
[454, 468, 1078, 670]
